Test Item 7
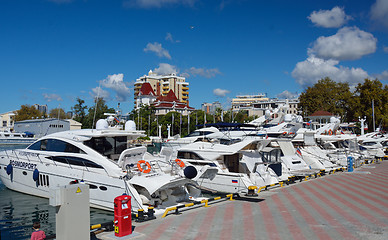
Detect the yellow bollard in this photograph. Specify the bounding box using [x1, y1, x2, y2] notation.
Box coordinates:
[226, 194, 234, 201]
[201, 199, 210, 207]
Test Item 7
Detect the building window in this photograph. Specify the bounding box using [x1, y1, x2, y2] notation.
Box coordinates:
[3, 121, 6, 127]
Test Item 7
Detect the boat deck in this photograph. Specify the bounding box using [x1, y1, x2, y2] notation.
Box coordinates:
[98, 161, 388, 240]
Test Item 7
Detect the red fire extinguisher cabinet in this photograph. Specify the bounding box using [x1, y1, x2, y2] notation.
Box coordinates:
[114, 195, 132, 237]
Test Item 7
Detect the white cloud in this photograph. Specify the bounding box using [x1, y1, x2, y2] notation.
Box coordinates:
[144, 42, 171, 59]
[153, 63, 178, 75]
[123, 0, 196, 8]
[100, 73, 130, 102]
[277, 90, 298, 99]
[90, 87, 110, 100]
[184, 67, 221, 78]
[370, 0, 388, 29]
[308, 26, 377, 61]
[213, 88, 230, 97]
[374, 70, 388, 80]
[308, 6, 352, 28]
[165, 33, 180, 43]
[292, 55, 369, 88]
[43, 93, 63, 102]
[384, 46, 388, 53]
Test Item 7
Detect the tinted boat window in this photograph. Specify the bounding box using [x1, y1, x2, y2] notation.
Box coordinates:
[49, 156, 103, 169]
[28, 141, 42, 150]
[84, 136, 127, 157]
[177, 151, 203, 160]
[28, 139, 85, 153]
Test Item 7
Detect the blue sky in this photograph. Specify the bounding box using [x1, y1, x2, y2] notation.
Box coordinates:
[1, 0, 387, 114]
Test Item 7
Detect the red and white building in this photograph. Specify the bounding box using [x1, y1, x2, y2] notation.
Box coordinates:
[135, 82, 194, 116]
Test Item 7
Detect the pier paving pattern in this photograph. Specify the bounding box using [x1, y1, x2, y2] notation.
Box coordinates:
[99, 161, 388, 240]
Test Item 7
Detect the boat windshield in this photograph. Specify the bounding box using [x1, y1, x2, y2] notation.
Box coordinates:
[185, 131, 214, 138]
[84, 136, 128, 160]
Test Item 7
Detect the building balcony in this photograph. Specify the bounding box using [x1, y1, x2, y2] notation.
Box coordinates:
[162, 90, 169, 94]
[182, 86, 189, 90]
[162, 86, 169, 90]
[182, 95, 188, 99]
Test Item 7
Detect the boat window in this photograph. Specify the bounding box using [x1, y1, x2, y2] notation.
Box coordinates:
[27, 139, 85, 154]
[84, 136, 127, 158]
[260, 149, 281, 163]
[363, 142, 376, 146]
[28, 141, 42, 150]
[186, 161, 211, 166]
[48, 156, 104, 169]
[185, 131, 214, 137]
[177, 151, 203, 160]
[220, 139, 241, 145]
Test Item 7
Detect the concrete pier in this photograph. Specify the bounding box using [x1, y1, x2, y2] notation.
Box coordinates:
[98, 161, 388, 240]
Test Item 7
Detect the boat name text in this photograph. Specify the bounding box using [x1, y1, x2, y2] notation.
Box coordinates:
[10, 160, 37, 170]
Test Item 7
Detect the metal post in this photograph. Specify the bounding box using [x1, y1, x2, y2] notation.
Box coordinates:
[187, 113, 190, 135]
[372, 99, 375, 132]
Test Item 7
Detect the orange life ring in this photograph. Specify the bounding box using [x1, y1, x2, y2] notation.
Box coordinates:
[137, 160, 151, 173]
[282, 132, 287, 135]
[328, 129, 333, 135]
[175, 158, 185, 168]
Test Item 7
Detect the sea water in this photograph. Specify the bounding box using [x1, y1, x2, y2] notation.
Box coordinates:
[0, 145, 113, 240]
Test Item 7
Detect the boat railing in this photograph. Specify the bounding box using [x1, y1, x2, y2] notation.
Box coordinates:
[3, 150, 109, 175]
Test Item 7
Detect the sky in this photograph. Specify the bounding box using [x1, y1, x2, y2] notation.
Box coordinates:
[0, 0, 387, 115]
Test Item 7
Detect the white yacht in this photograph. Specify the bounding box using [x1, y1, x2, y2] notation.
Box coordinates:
[0, 130, 36, 145]
[172, 138, 284, 195]
[0, 120, 199, 213]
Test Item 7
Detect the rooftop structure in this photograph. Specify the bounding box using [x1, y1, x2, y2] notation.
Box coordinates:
[153, 90, 195, 116]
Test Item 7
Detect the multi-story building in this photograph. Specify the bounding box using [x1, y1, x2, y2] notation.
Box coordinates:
[33, 104, 48, 115]
[231, 93, 299, 117]
[231, 93, 269, 110]
[201, 101, 222, 114]
[0, 111, 16, 131]
[134, 80, 194, 116]
[134, 70, 189, 106]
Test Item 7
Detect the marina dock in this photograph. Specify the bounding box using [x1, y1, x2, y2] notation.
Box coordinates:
[98, 161, 388, 240]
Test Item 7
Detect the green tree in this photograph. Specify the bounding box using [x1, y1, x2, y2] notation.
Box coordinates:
[354, 79, 388, 130]
[49, 108, 67, 119]
[15, 105, 43, 121]
[298, 77, 354, 121]
[84, 98, 115, 129]
[72, 97, 87, 126]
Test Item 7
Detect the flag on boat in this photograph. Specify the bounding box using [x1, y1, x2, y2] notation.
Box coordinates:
[296, 147, 302, 157]
[114, 117, 120, 123]
[232, 180, 238, 183]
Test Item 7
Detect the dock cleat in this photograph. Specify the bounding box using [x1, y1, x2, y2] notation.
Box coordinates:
[245, 185, 258, 197]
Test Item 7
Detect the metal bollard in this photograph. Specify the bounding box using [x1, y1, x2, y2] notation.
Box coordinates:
[147, 207, 156, 220]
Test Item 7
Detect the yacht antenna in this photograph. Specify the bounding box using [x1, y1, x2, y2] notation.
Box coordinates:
[92, 83, 101, 129]
[372, 99, 375, 132]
